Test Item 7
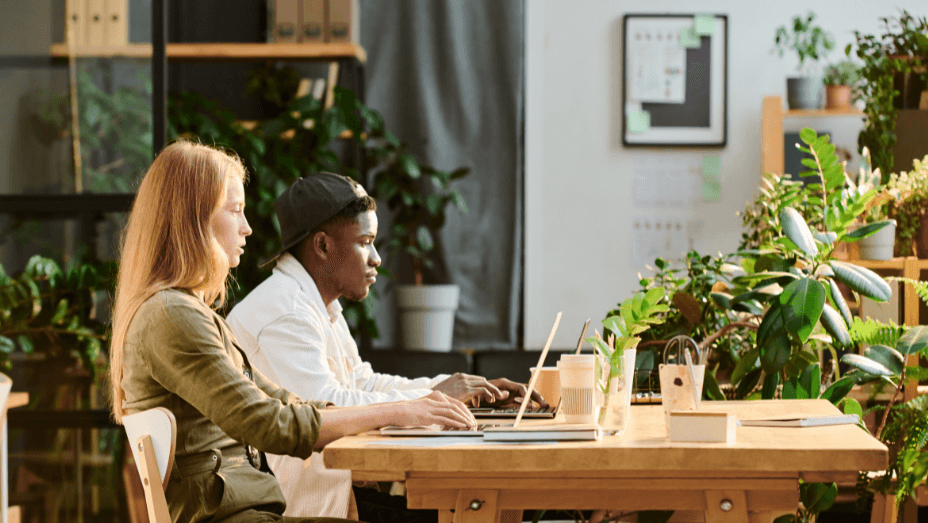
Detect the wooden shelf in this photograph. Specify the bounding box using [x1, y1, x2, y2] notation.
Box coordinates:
[784, 107, 864, 118]
[49, 42, 366, 62]
[848, 256, 928, 271]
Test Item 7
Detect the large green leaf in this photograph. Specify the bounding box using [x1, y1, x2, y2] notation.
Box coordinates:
[897, 326, 928, 356]
[829, 261, 892, 302]
[703, 368, 725, 401]
[842, 220, 895, 242]
[819, 304, 851, 346]
[779, 207, 819, 257]
[841, 353, 894, 376]
[759, 333, 791, 374]
[864, 345, 904, 376]
[800, 482, 837, 514]
[779, 278, 826, 343]
[820, 376, 856, 404]
[709, 292, 733, 310]
[731, 348, 760, 386]
[762, 372, 780, 400]
[828, 279, 852, 327]
[784, 363, 821, 400]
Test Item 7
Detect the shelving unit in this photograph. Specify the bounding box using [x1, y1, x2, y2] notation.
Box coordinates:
[49, 42, 367, 62]
[761, 95, 863, 177]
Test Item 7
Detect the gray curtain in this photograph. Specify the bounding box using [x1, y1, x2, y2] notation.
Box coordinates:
[360, 0, 524, 350]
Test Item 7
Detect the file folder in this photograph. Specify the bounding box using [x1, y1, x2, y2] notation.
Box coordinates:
[86, 0, 106, 47]
[106, 0, 128, 46]
[300, 0, 325, 43]
[327, 0, 359, 43]
[272, 0, 300, 43]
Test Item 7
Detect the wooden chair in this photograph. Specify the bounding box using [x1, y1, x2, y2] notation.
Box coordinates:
[122, 408, 176, 523]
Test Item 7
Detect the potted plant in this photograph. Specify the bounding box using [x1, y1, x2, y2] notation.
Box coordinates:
[822, 59, 861, 110]
[854, 148, 897, 261]
[773, 12, 836, 109]
[850, 10, 928, 179]
[368, 139, 470, 352]
[888, 155, 928, 258]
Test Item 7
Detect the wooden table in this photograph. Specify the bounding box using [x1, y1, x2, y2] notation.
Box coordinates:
[324, 400, 887, 523]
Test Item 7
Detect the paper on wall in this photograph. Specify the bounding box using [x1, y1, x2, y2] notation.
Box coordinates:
[628, 24, 686, 103]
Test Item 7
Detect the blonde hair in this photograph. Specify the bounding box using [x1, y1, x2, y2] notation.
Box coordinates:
[109, 140, 246, 422]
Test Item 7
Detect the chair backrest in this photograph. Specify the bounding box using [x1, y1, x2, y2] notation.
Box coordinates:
[0, 373, 12, 416]
[123, 407, 176, 523]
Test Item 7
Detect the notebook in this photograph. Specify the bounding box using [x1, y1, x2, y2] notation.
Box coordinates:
[738, 414, 861, 427]
[482, 422, 600, 441]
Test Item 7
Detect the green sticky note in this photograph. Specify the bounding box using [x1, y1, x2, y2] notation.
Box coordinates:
[628, 110, 651, 133]
[703, 156, 721, 178]
[694, 14, 716, 35]
[702, 177, 721, 201]
[680, 27, 700, 48]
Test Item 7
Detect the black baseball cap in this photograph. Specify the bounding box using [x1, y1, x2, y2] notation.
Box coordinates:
[262, 172, 366, 265]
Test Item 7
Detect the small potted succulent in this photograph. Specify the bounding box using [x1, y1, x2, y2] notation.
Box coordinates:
[822, 59, 861, 110]
[773, 12, 836, 109]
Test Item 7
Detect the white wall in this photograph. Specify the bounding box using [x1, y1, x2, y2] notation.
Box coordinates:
[524, 0, 924, 349]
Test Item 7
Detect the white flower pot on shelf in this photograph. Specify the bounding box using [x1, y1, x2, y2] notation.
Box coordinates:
[858, 221, 896, 261]
[396, 284, 460, 352]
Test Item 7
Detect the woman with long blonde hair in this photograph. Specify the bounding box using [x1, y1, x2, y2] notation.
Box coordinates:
[110, 141, 474, 522]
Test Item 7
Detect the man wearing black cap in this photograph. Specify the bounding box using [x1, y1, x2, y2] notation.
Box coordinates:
[227, 172, 542, 520]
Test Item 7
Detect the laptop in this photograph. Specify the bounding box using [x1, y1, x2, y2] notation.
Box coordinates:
[380, 313, 564, 437]
[469, 405, 556, 419]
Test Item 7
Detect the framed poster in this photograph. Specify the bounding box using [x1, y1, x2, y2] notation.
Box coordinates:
[622, 14, 728, 147]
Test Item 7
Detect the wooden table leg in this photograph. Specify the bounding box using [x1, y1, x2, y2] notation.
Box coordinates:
[453, 490, 499, 523]
[704, 490, 748, 523]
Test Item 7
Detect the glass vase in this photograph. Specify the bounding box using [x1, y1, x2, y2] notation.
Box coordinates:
[596, 372, 628, 436]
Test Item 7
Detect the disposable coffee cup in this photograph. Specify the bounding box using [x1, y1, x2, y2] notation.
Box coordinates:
[658, 363, 705, 430]
[529, 366, 560, 408]
[557, 355, 595, 423]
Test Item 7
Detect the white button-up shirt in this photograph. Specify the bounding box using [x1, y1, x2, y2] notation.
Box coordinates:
[227, 253, 448, 518]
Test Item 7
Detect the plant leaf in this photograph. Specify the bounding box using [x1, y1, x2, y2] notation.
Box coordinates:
[829, 261, 892, 302]
[800, 482, 837, 514]
[897, 326, 928, 356]
[842, 220, 894, 242]
[864, 345, 904, 376]
[779, 278, 826, 343]
[779, 207, 819, 257]
[820, 304, 851, 346]
[841, 353, 894, 376]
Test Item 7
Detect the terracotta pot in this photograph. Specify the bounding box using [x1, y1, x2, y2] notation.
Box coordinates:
[825, 85, 852, 110]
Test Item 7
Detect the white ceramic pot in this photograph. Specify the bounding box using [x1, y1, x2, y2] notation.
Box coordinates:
[859, 221, 897, 261]
[396, 284, 460, 352]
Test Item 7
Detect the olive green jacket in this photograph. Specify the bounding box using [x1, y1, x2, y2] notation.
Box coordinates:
[122, 289, 327, 522]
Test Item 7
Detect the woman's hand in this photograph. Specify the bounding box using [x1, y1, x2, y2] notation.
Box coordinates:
[392, 391, 477, 429]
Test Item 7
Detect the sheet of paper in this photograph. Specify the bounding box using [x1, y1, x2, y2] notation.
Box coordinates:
[679, 27, 700, 49]
[702, 178, 721, 201]
[628, 110, 651, 133]
[703, 156, 721, 178]
[694, 15, 716, 35]
[628, 24, 686, 103]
